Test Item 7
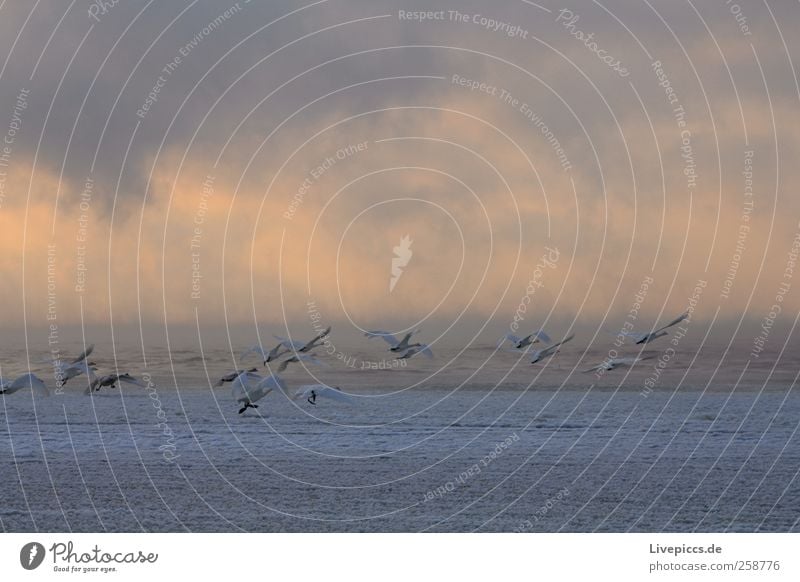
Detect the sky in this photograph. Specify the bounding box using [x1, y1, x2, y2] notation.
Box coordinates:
[0, 0, 798, 348]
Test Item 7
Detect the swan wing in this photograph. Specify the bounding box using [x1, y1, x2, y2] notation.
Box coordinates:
[273, 335, 305, 350]
[71, 344, 95, 364]
[365, 331, 399, 347]
[118, 374, 147, 388]
[256, 373, 288, 396]
[10, 373, 49, 396]
[306, 326, 331, 346]
[532, 330, 552, 344]
[654, 311, 690, 334]
[240, 345, 267, 360]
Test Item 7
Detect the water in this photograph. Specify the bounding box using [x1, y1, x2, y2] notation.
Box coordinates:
[1, 342, 799, 532]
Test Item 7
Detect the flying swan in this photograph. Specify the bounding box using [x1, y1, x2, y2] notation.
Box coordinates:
[499, 331, 552, 351]
[619, 311, 689, 345]
[0, 373, 49, 396]
[530, 334, 575, 364]
[232, 372, 287, 414]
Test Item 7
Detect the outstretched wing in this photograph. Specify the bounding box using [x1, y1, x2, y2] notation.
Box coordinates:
[230, 375, 250, 403]
[10, 373, 50, 396]
[306, 326, 331, 346]
[399, 345, 433, 359]
[266, 343, 289, 362]
[619, 355, 654, 366]
[256, 373, 288, 395]
[240, 345, 268, 361]
[532, 330, 551, 344]
[273, 335, 305, 350]
[71, 344, 95, 364]
[365, 330, 399, 347]
[653, 311, 690, 334]
[498, 333, 521, 347]
[554, 333, 575, 348]
[619, 330, 650, 344]
[77, 367, 98, 392]
[619, 330, 645, 339]
[84, 376, 100, 395]
[118, 374, 147, 388]
[232, 372, 275, 402]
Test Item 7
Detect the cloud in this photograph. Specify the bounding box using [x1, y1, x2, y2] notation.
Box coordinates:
[0, 0, 797, 341]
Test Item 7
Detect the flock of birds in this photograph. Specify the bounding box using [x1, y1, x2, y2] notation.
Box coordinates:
[0, 345, 147, 398]
[0, 311, 690, 414]
[225, 327, 436, 413]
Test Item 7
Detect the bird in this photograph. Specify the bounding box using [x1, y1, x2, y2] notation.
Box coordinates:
[499, 331, 552, 350]
[365, 330, 422, 352]
[55, 359, 97, 388]
[85, 372, 147, 394]
[43, 344, 95, 386]
[0, 373, 49, 396]
[619, 311, 689, 345]
[582, 355, 654, 373]
[530, 334, 575, 364]
[232, 372, 287, 414]
[276, 353, 329, 373]
[397, 344, 434, 360]
[274, 326, 331, 353]
[240, 343, 289, 365]
[293, 384, 354, 406]
[214, 368, 258, 387]
[43, 343, 94, 366]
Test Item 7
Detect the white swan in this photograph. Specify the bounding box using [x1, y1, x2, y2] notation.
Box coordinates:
[530, 334, 575, 364]
[232, 372, 287, 414]
[582, 355, 654, 373]
[55, 359, 97, 388]
[0, 373, 49, 396]
[499, 330, 551, 350]
[365, 329, 421, 352]
[293, 384, 354, 406]
[43, 343, 94, 366]
[619, 311, 689, 345]
[43, 344, 95, 386]
[85, 372, 147, 394]
[274, 326, 331, 353]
